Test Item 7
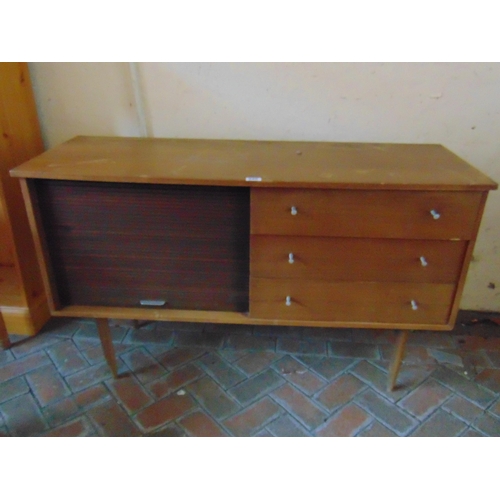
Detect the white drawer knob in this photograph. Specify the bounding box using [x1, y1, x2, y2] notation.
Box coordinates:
[411, 300, 418, 310]
[430, 209, 440, 220]
[285, 296, 292, 306]
[288, 253, 294, 264]
[290, 206, 298, 216]
[420, 256, 428, 267]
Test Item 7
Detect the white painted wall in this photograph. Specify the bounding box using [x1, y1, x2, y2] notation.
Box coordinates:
[28, 62, 500, 311]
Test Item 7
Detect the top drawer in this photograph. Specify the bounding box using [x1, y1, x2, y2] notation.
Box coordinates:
[251, 189, 483, 239]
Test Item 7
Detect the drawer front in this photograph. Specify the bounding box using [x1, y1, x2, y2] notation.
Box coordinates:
[250, 236, 467, 283]
[250, 278, 455, 325]
[251, 189, 482, 239]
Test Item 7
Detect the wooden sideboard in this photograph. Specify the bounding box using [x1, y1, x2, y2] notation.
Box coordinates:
[10, 136, 497, 389]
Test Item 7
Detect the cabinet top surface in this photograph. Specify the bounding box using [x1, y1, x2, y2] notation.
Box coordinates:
[10, 135, 497, 190]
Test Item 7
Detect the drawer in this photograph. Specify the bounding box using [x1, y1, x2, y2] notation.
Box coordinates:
[251, 189, 483, 239]
[250, 278, 455, 325]
[250, 236, 467, 283]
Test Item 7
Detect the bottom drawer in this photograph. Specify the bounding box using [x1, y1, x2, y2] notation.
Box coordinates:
[250, 278, 455, 325]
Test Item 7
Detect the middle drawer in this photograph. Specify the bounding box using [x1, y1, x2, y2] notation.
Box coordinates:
[250, 236, 466, 283]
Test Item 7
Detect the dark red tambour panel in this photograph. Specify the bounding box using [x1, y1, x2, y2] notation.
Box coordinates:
[34, 180, 250, 311]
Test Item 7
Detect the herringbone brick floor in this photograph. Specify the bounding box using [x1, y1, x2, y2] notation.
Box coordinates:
[1, 310, 500, 437]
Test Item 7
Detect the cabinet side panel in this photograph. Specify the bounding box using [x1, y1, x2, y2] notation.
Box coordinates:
[34, 180, 250, 312]
[20, 179, 61, 312]
[447, 191, 489, 325]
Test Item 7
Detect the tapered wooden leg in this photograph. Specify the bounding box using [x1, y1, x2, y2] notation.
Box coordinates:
[387, 330, 409, 392]
[0, 311, 11, 349]
[96, 318, 118, 378]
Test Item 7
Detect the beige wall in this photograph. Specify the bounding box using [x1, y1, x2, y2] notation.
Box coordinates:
[28, 62, 500, 311]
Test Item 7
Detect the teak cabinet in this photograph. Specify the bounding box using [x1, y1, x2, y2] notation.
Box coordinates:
[10, 136, 497, 389]
[0, 62, 50, 337]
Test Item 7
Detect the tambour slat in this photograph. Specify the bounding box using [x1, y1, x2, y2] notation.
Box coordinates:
[34, 180, 250, 312]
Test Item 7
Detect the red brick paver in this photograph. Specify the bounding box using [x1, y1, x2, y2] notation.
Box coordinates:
[158, 347, 206, 370]
[120, 348, 167, 384]
[46, 340, 89, 376]
[26, 365, 71, 407]
[44, 417, 95, 437]
[274, 356, 325, 395]
[187, 376, 240, 420]
[0, 377, 30, 405]
[266, 414, 310, 437]
[88, 400, 141, 436]
[398, 379, 452, 419]
[473, 412, 500, 437]
[223, 397, 281, 437]
[489, 400, 500, 419]
[357, 420, 397, 437]
[148, 363, 203, 399]
[179, 411, 228, 437]
[442, 395, 484, 423]
[411, 409, 467, 437]
[135, 393, 196, 433]
[234, 351, 283, 376]
[229, 368, 284, 405]
[0, 351, 51, 384]
[74, 384, 111, 409]
[272, 383, 327, 430]
[42, 397, 80, 426]
[107, 375, 154, 413]
[355, 389, 417, 436]
[317, 404, 372, 437]
[1, 393, 48, 436]
[3, 312, 500, 437]
[316, 373, 366, 412]
[65, 362, 118, 392]
[474, 368, 500, 393]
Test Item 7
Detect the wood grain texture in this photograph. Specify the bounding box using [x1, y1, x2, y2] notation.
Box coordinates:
[0, 294, 50, 336]
[0, 265, 24, 306]
[447, 192, 490, 326]
[0, 308, 11, 348]
[250, 236, 467, 283]
[249, 278, 455, 325]
[34, 180, 250, 311]
[10, 135, 497, 191]
[0, 62, 49, 334]
[387, 330, 408, 391]
[51, 305, 454, 331]
[20, 179, 61, 312]
[95, 318, 118, 378]
[251, 188, 483, 239]
[10, 136, 496, 338]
